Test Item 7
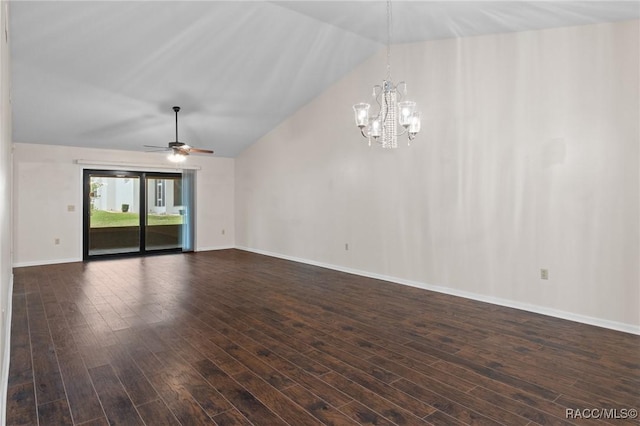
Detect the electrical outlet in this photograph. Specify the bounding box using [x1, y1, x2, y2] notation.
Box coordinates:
[540, 269, 549, 280]
[345, 243, 349, 251]
[222, 229, 225, 235]
[54, 238, 60, 245]
[67, 205, 75, 212]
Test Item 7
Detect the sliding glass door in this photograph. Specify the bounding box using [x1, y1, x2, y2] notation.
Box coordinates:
[83, 170, 187, 259]
[145, 175, 183, 251]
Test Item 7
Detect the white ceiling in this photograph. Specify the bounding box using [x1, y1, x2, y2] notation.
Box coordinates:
[9, 1, 640, 158]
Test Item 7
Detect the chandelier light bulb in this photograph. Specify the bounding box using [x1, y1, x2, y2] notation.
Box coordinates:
[398, 101, 416, 127]
[353, 103, 370, 128]
[369, 118, 382, 138]
[409, 112, 421, 134]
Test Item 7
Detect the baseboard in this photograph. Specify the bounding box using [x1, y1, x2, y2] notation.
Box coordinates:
[236, 246, 640, 336]
[13, 257, 82, 268]
[195, 245, 235, 252]
[1, 273, 13, 426]
[12, 248, 237, 267]
[12, 248, 236, 267]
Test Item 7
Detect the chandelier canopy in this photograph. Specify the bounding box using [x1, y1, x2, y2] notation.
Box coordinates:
[352, 0, 421, 148]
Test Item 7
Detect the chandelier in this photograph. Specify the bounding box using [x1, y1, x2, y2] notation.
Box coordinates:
[352, 0, 421, 148]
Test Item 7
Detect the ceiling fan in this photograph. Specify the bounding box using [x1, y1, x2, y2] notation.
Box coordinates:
[145, 106, 214, 162]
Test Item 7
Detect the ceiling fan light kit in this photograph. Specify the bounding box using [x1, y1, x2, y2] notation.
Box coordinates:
[144, 106, 214, 162]
[168, 150, 187, 163]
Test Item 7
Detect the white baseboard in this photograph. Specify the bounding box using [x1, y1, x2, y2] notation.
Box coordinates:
[13, 257, 82, 268]
[1, 273, 14, 426]
[195, 245, 235, 252]
[236, 246, 640, 336]
[11, 247, 237, 267]
[12, 247, 237, 267]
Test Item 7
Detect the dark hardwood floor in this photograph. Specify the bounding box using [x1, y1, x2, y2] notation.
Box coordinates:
[6, 249, 640, 425]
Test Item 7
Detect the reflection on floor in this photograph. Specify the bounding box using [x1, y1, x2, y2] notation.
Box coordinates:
[89, 244, 181, 256]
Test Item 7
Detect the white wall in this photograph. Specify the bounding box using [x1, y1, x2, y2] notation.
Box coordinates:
[236, 21, 640, 332]
[0, 0, 12, 422]
[13, 143, 234, 265]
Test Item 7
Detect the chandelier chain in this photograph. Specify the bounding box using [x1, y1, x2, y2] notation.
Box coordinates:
[386, 0, 392, 81]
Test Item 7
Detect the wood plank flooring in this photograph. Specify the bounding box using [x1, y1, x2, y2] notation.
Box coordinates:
[6, 249, 640, 425]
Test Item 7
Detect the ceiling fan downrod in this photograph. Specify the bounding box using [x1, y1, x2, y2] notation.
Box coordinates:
[173, 106, 180, 142]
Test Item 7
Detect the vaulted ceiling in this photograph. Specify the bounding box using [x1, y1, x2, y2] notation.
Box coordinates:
[9, 1, 639, 157]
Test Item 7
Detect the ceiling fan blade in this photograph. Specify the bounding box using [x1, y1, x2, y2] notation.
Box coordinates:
[188, 148, 214, 154]
[146, 149, 170, 152]
[144, 144, 169, 149]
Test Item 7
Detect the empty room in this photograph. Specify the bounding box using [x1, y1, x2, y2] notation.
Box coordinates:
[0, 1, 639, 425]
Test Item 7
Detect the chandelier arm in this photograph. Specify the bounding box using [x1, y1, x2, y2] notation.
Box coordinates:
[368, 89, 384, 127]
[396, 81, 406, 101]
[360, 128, 369, 139]
[373, 85, 383, 111]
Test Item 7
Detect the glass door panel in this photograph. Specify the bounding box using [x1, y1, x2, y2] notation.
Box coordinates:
[87, 174, 141, 256]
[145, 175, 183, 251]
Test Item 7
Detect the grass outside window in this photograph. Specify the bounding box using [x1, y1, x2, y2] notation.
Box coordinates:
[90, 210, 183, 228]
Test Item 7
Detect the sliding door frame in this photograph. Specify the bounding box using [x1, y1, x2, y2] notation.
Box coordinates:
[83, 169, 183, 260]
